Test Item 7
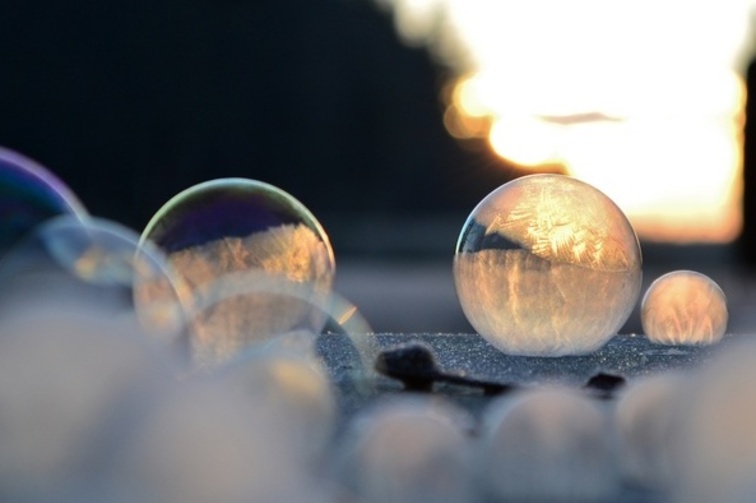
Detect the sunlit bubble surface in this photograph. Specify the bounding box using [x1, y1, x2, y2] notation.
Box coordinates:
[338, 397, 474, 503]
[641, 270, 728, 346]
[479, 387, 619, 502]
[454, 174, 642, 356]
[0, 146, 87, 256]
[378, 0, 754, 243]
[0, 215, 188, 350]
[613, 372, 688, 490]
[140, 178, 336, 367]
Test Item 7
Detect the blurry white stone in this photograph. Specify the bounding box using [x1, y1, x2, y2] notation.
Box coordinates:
[641, 270, 728, 345]
[339, 396, 474, 503]
[220, 350, 336, 464]
[613, 372, 687, 490]
[0, 306, 165, 499]
[115, 377, 315, 503]
[671, 339, 756, 503]
[478, 386, 620, 502]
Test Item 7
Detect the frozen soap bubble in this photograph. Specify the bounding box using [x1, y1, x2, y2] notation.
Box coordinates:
[140, 178, 335, 367]
[478, 387, 619, 502]
[0, 215, 188, 350]
[454, 174, 642, 356]
[0, 146, 87, 256]
[641, 270, 728, 345]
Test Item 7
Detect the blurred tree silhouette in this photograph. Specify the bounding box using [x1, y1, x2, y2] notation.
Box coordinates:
[0, 0, 515, 242]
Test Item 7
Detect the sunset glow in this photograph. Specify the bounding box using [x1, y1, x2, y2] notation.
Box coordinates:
[379, 0, 756, 242]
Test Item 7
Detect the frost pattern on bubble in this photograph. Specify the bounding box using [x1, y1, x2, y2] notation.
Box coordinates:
[641, 270, 728, 345]
[454, 174, 642, 356]
[140, 178, 335, 367]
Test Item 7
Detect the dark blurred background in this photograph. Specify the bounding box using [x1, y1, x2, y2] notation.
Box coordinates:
[0, 0, 754, 334]
[0, 0, 518, 245]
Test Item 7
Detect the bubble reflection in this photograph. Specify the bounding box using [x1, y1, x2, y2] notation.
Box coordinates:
[188, 268, 377, 388]
[0, 215, 188, 351]
[0, 146, 87, 256]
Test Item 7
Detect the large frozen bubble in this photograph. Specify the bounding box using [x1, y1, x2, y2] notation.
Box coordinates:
[454, 174, 642, 356]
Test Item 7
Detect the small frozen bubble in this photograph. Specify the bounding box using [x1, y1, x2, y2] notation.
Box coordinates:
[141, 178, 335, 366]
[0, 215, 188, 351]
[0, 306, 166, 500]
[0, 146, 87, 256]
[454, 174, 642, 356]
[641, 270, 728, 345]
[613, 372, 687, 490]
[338, 396, 474, 503]
[670, 339, 756, 503]
[478, 386, 620, 502]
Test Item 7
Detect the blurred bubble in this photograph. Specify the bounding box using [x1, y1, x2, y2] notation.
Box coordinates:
[0, 215, 188, 352]
[613, 372, 687, 491]
[337, 396, 474, 503]
[454, 174, 642, 356]
[141, 178, 335, 367]
[182, 268, 378, 390]
[670, 339, 756, 503]
[0, 146, 87, 256]
[0, 306, 168, 501]
[478, 386, 620, 502]
[641, 270, 728, 345]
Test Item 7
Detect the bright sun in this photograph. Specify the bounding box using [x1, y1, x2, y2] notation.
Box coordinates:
[378, 0, 756, 243]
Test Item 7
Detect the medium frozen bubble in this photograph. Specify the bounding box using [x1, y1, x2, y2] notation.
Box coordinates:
[478, 386, 620, 502]
[641, 270, 728, 345]
[141, 178, 335, 367]
[454, 174, 642, 356]
[338, 396, 474, 503]
[613, 371, 688, 491]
